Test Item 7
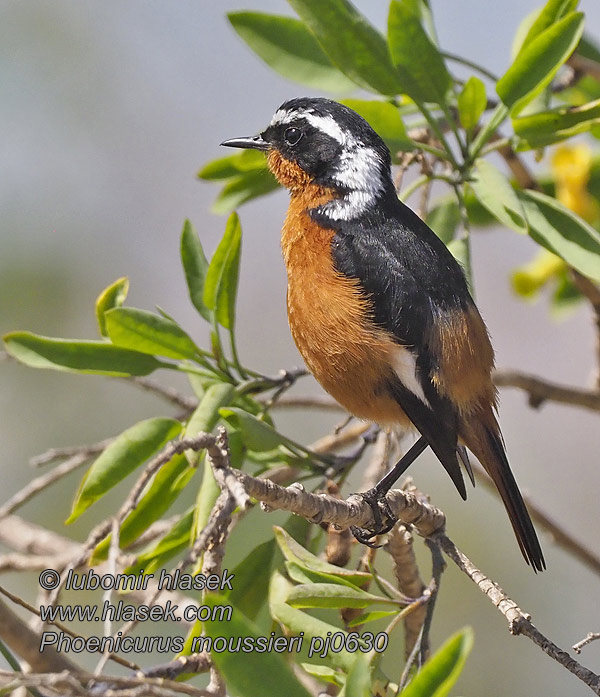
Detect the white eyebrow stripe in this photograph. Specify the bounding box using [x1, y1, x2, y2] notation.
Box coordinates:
[270, 109, 347, 144]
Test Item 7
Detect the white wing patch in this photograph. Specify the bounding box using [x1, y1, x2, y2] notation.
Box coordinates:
[390, 345, 431, 407]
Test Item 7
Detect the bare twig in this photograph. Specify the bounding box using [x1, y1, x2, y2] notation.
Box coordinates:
[387, 525, 428, 659]
[0, 585, 138, 672]
[494, 369, 600, 412]
[0, 596, 79, 674]
[435, 532, 600, 695]
[568, 54, 600, 83]
[574, 633, 600, 655]
[30, 438, 113, 468]
[0, 452, 92, 519]
[126, 376, 198, 411]
[0, 670, 212, 697]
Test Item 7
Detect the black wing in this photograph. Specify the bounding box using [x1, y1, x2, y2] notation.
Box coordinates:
[329, 199, 473, 496]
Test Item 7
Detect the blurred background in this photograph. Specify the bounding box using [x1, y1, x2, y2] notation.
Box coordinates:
[1, 1, 600, 694]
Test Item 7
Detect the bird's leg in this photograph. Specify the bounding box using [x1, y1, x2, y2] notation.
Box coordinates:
[351, 436, 429, 545]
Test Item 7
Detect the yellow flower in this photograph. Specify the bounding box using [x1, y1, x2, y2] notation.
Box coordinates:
[551, 144, 600, 224]
[512, 249, 565, 297]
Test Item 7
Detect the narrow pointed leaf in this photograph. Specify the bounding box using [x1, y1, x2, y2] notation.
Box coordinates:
[3, 332, 164, 377]
[125, 508, 195, 575]
[497, 12, 585, 115]
[426, 198, 460, 244]
[341, 99, 413, 156]
[286, 583, 396, 609]
[400, 627, 473, 697]
[388, 0, 451, 104]
[198, 150, 270, 181]
[457, 76, 487, 131]
[269, 571, 355, 671]
[91, 453, 194, 562]
[287, 0, 402, 96]
[203, 594, 312, 697]
[470, 159, 528, 233]
[67, 417, 182, 523]
[219, 408, 299, 453]
[345, 654, 373, 697]
[181, 220, 212, 322]
[203, 212, 241, 330]
[227, 540, 277, 620]
[104, 307, 199, 360]
[95, 277, 129, 337]
[513, 98, 600, 149]
[275, 527, 371, 586]
[518, 189, 600, 282]
[517, 0, 579, 56]
[228, 12, 356, 93]
[211, 168, 278, 214]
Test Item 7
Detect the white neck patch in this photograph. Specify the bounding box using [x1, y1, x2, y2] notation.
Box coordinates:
[324, 146, 386, 220]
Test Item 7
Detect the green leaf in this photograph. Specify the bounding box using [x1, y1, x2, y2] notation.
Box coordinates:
[345, 653, 373, 697]
[181, 220, 212, 322]
[228, 12, 356, 93]
[300, 663, 343, 686]
[287, 0, 402, 96]
[400, 627, 473, 697]
[285, 561, 363, 589]
[457, 76, 487, 131]
[513, 98, 600, 149]
[203, 213, 242, 330]
[275, 527, 371, 586]
[186, 382, 235, 470]
[125, 508, 195, 575]
[577, 33, 600, 64]
[3, 332, 164, 377]
[496, 12, 585, 115]
[269, 571, 355, 671]
[220, 408, 299, 453]
[67, 417, 182, 523]
[217, 216, 241, 330]
[188, 383, 236, 545]
[198, 150, 269, 181]
[346, 610, 398, 627]
[388, 0, 451, 104]
[95, 277, 129, 337]
[340, 99, 413, 157]
[286, 583, 396, 609]
[91, 453, 194, 562]
[203, 594, 312, 697]
[518, 189, 600, 282]
[227, 540, 277, 620]
[426, 198, 460, 244]
[211, 167, 279, 214]
[517, 0, 579, 55]
[470, 159, 528, 233]
[104, 307, 199, 360]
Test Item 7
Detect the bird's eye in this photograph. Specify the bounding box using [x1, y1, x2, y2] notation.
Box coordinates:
[284, 127, 302, 146]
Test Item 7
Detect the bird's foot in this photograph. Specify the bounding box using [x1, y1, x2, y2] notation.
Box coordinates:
[350, 486, 398, 547]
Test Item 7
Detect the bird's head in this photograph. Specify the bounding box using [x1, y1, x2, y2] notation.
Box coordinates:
[221, 97, 395, 221]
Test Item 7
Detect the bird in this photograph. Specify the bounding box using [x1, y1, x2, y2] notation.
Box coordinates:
[221, 97, 545, 572]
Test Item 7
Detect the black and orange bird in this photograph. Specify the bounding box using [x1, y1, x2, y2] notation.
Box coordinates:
[222, 97, 545, 572]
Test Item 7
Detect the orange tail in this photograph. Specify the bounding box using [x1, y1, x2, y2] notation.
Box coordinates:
[460, 411, 545, 572]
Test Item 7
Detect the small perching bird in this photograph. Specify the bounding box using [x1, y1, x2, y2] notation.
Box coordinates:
[222, 97, 545, 572]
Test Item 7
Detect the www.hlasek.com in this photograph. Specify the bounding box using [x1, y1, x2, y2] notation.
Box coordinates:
[37, 569, 389, 656]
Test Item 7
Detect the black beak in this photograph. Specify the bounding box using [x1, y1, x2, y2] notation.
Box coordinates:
[220, 135, 270, 151]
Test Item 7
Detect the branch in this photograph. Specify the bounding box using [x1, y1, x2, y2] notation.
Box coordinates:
[493, 369, 600, 412]
[434, 533, 600, 695]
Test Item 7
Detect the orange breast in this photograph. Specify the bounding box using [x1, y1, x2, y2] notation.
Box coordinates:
[279, 179, 411, 427]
